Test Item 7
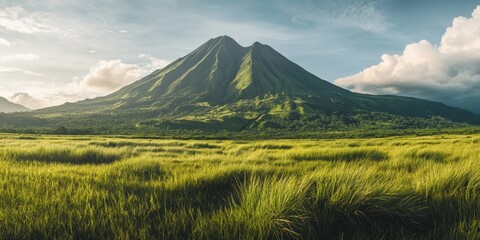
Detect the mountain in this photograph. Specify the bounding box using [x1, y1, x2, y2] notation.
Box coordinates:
[4, 36, 480, 133]
[40, 36, 350, 112]
[0, 97, 30, 113]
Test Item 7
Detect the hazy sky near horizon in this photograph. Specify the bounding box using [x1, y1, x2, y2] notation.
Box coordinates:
[0, 0, 479, 112]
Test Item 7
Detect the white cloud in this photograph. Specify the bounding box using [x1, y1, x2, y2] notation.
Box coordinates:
[0, 53, 39, 61]
[335, 5, 480, 113]
[0, 37, 12, 46]
[82, 56, 170, 92]
[439, 7, 480, 54]
[81, 59, 143, 91]
[138, 53, 170, 70]
[9, 92, 46, 110]
[0, 5, 57, 34]
[288, 0, 388, 32]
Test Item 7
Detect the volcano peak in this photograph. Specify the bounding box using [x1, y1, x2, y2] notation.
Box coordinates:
[34, 35, 480, 128]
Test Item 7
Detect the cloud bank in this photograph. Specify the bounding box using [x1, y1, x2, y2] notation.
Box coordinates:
[335, 5, 480, 113]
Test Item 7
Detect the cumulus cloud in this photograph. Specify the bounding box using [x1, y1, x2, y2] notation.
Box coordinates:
[80, 55, 169, 92]
[9, 92, 46, 110]
[288, 0, 388, 32]
[81, 60, 143, 91]
[0, 5, 57, 34]
[335, 5, 480, 113]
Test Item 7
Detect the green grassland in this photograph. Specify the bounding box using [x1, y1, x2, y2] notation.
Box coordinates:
[1, 133, 479, 239]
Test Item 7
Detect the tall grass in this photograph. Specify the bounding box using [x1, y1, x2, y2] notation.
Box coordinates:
[0, 134, 478, 239]
[287, 148, 388, 162]
[0, 146, 133, 164]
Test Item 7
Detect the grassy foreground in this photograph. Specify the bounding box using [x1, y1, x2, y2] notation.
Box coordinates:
[0, 134, 479, 239]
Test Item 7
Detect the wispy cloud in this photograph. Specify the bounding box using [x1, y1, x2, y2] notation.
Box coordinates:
[0, 52, 41, 78]
[0, 37, 12, 46]
[0, 66, 43, 76]
[0, 5, 57, 34]
[284, 0, 389, 32]
[335, 5, 480, 113]
[0, 53, 39, 61]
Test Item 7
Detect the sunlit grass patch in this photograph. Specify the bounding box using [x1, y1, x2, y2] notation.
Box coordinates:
[0, 146, 133, 164]
[390, 141, 411, 146]
[406, 149, 450, 162]
[109, 157, 167, 181]
[195, 176, 312, 239]
[288, 148, 388, 162]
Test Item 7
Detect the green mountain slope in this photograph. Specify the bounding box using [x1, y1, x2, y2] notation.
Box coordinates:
[0, 97, 30, 113]
[4, 36, 480, 133]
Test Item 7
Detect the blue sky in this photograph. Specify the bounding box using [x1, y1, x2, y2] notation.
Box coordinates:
[0, 0, 479, 112]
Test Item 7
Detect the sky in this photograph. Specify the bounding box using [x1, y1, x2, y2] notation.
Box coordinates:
[0, 0, 479, 113]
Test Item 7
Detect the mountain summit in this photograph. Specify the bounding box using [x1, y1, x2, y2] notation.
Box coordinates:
[21, 36, 480, 131]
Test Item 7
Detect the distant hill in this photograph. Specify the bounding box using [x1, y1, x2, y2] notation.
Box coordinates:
[0, 97, 30, 113]
[2, 36, 479, 134]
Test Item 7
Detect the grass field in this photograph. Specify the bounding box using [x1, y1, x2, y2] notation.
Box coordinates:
[0, 133, 479, 239]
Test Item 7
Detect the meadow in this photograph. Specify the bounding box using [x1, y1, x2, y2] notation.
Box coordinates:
[0, 133, 479, 239]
